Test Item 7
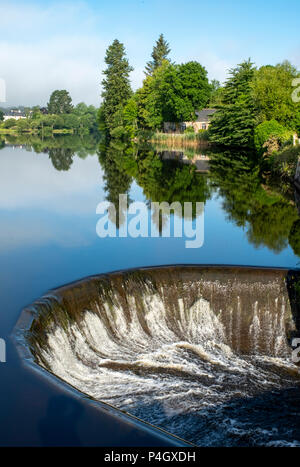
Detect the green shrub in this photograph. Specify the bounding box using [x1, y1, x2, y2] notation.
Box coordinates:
[271, 145, 300, 180]
[16, 119, 31, 132]
[2, 118, 17, 129]
[254, 120, 293, 154]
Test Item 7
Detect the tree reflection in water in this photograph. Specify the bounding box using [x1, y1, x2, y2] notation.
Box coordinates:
[1, 135, 299, 257]
[208, 150, 300, 256]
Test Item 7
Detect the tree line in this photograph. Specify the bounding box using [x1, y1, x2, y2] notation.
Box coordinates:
[0, 91, 99, 135]
[97, 138, 300, 256]
[209, 59, 300, 152]
[99, 34, 215, 140]
[99, 35, 300, 158]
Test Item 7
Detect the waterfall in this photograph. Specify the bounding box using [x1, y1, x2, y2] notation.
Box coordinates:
[24, 267, 300, 446]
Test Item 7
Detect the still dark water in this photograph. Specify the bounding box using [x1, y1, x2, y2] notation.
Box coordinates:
[0, 135, 300, 446]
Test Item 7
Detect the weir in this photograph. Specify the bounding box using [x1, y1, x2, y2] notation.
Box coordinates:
[15, 266, 300, 446]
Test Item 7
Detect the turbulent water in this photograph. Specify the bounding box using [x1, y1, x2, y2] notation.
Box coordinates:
[26, 267, 300, 446]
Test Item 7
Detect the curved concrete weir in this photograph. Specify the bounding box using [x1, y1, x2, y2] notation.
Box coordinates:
[14, 266, 300, 446]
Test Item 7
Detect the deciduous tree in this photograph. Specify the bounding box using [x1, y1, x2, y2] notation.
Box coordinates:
[47, 90, 73, 114]
[137, 61, 210, 129]
[251, 61, 300, 132]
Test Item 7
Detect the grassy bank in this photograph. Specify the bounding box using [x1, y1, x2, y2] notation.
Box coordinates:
[150, 131, 209, 149]
[0, 128, 75, 136]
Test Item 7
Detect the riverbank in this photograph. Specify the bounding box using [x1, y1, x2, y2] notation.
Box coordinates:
[0, 128, 75, 135]
[267, 145, 300, 191]
[150, 131, 209, 149]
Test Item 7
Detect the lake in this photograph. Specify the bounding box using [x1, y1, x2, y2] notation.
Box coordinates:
[0, 135, 299, 446]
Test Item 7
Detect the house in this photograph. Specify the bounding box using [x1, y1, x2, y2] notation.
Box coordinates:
[185, 108, 217, 132]
[164, 108, 217, 133]
[161, 150, 210, 173]
[3, 109, 26, 121]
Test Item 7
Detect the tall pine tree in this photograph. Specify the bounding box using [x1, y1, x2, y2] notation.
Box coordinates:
[101, 40, 133, 134]
[145, 34, 171, 76]
[209, 60, 256, 148]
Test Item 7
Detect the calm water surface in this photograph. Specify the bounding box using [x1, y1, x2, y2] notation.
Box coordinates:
[0, 136, 299, 445]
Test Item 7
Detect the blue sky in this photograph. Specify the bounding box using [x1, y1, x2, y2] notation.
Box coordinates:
[0, 0, 299, 106]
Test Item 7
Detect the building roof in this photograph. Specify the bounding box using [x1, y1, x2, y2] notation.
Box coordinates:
[195, 108, 217, 122]
[4, 109, 26, 117]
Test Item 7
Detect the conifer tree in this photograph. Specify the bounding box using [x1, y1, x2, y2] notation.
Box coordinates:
[145, 34, 171, 76]
[101, 39, 133, 134]
[209, 60, 256, 148]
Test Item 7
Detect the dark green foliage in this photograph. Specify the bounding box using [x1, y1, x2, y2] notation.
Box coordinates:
[123, 146, 211, 228]
[268, 145, 300, 190]
[145, 34, 171, 76]
[209, 151, 299, 253]
[101, 40, 133, 134]
[98, 141, 133, 227]
[48, 147, 74, 171]
[0, 110, 3, 121]
[132, 150, 211, 209]
[160, 61, 210, 122]
[47, 90, 73, 114]
[289, 220, 300, 257]
[135, 64, 168, 130]
[209, 60, 256, 148]
[137, 61, 210, 129]
[97, 104, 108, 135]
[289, 219, 300, 256]
[108, 97, 139, 141]
[173, 61, 211, 120]
[98, 140, 212, 228]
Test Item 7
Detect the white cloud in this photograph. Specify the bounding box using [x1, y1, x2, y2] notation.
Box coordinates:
[0, 145, 107, 251]
[0, 1, 239, 107]
[0, 1, 107, 106]
[0, 37, 105, 106]
[0, 147, 105, 212]
[201, 53, 232, 84]
[0, 215, 92, 251]
[0, 1, 98, 39]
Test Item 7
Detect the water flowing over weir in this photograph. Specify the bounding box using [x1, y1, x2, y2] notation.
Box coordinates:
[16, 267, 300, 446]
